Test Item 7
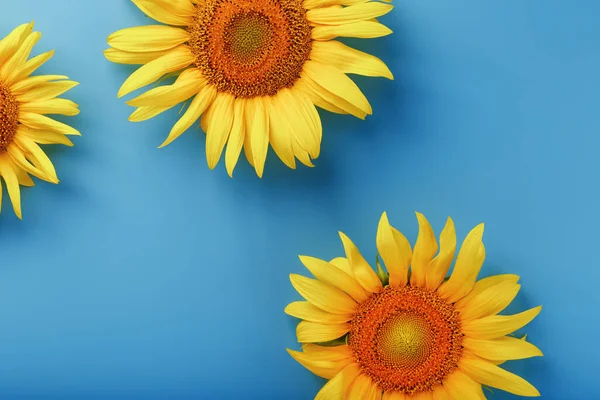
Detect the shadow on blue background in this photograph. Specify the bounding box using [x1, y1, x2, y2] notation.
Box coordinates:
[1, 0, 599, 398]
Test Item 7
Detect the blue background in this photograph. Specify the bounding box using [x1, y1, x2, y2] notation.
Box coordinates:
[1, 0, 598, 398]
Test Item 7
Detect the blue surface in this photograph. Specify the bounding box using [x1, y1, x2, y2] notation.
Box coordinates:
[0, 0, 598, 398]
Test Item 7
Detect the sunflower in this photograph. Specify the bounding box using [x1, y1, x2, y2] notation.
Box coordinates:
[286, 212, 542, 399]
[0, 22, 80, 219]
[105, 0, 393, 177]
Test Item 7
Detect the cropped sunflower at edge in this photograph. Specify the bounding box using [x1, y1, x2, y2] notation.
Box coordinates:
[286, 213, 543, 399]
[0, 22, 80, 219]
[105, 0, 394, 177]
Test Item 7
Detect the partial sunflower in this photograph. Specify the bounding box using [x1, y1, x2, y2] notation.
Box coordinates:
[286, 213, 542, 399]
[0, 22, 80, 219]
[105, 0, 394, 177]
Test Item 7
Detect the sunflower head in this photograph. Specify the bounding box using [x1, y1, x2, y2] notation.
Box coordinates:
[0, 22, 80, 219]
[105, 0, 394, 177]
[286, 212, 542, 399]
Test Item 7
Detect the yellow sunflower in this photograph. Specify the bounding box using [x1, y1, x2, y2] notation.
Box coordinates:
[105, 0, 393, 177]
[286, 213, 542, 399]
[0, 22, 80, 219]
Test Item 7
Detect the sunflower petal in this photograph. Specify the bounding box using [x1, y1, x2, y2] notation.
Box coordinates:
[245, 97, 269, 178]
[203, 92, 234, 169]
[425, 217, 456, 291]
[461, 306, 542, 340]
[410, 212, 438, 287]
[15, 80, 79, 103]
[460, 281, 521, 321]
[296, 321, 350, 343]
[307, 2, 393, 26]
[131, 0, 195, 26]
[299, 255, 369, 302]
[0, 22, 34, 61]
[18, 112, 80, 135]
[0, 157, 22, 218]
[12, 50, 55, 81]
[346, 373, 381, 400]
[160, 84, 217, 148]
[290, 274, 357, 315]
[463, 336, 543, 361]
[438, 224, 485, 303]
[312, 21, 392, 41]
[339, 232, 382, 293]
[224, 98, 246, 177]
[287, 345, 353, 379]
[104, 48, 171, 65]
[315, 363, 362, 400]
[117, 45, 195, 98]
[19, 98, 79, 116]
[311, 40, 393, 79]
[108, 25, 189, 52]
[267, 94, 296, 169]
[376, 212, 411, 287]
[460, 355, 540, 397]
[285, 301, 353, 324]
[455, 274, 520, 309]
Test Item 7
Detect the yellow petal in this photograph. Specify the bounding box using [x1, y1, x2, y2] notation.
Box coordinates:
[266, 94, 296, 169]
[202, 92, 234, 169]
[425, 217, 456, 291]
[438, 224, 485, 303]
[160, 84, 217, 148]
[224, 98, 246, 177]
[15, 80, 79, 103]
[460, 281, 520, 321]
[346, 373, 381, 400]
[311, 40, 393, 79]
[11, 50, 54, 82]
[463, 336, 543, 361]
[245, 97, 269, 178]
[6, 143, 48, 181]
[18, 127, 73, 146]
[302, 60, 371, 116]
[0, 22, 34, 61]
[285, 301, 352, 324]
[117, 45, 195, 98]
[442, 370, 485, 400]
[104, 48, 171, 65]
[0, 31, 41, 85]
[108, 25, 189, 52]
[127, 68, 205, 107]
[15, 167, 34, 187]
[290, 274, 357, 315]
[296, 321, 350, 343]
[299, 256, 369, 302]
[129, 105, 172, 122]
[312, 21, 392, 41]
[382, 391, 406, 400]
[297, 78, 349, 115]
[9, 74, 68, 94]
[307, 2, 393, 25]
[408, 392, 435, 400]
[376, 212, 411, 287]
[18, 112, 80, 135]
[287, 345, 353, 379]
[460, 355, 540, 397]
[304, 0, 390, 9]
[315, 363, 362, 400]
[131, 0, 195, 26]
[339, 232, 382, 293]
[278, 87, 321, 159]
[13, 135, 58, 182]
[0, 157, 23, 219]
[292, 137, 315, 167]
[330, 257, 354, 276]
[409, 213, 438, 287]
[462, 306, 542, 340]
[456, 274, 520, 310]
[431, 385, 449, 400]
[19, 98, 79, 116]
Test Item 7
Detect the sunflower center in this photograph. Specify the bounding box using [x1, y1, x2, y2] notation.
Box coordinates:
[348, 285, 463, 395]
[0, 82, 19, 152]
[188, 0, 312, 98]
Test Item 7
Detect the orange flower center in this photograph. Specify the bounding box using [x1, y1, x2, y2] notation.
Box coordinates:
[348, 285, 463, 395]
[188, 0, 312, 98]
[0, 82, 19, 152]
